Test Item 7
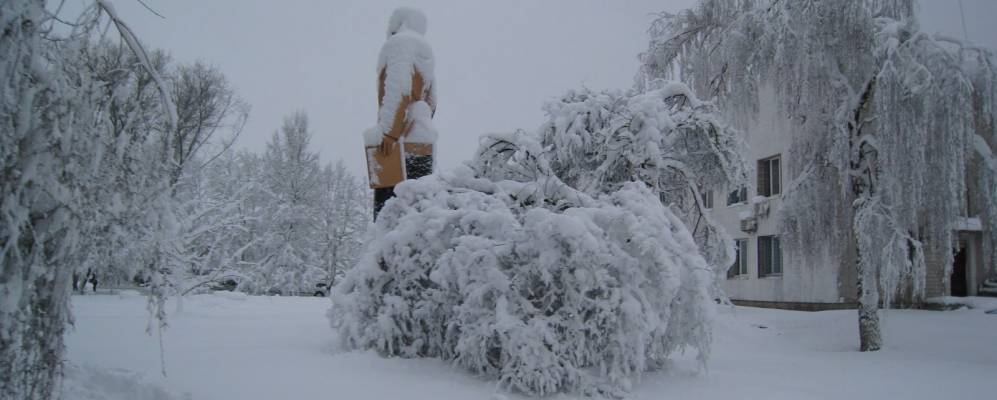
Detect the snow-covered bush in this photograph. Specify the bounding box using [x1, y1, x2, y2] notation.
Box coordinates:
[331, 166, 713, 396]
[331, 83, 744, 396]
[534, 85, 747, 275]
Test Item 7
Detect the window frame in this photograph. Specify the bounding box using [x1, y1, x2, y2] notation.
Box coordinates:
[758, 235, 783, 277]
[702, 188, 714, 209]
[727, 186, 747, 206]
[728, 239, 749, 279]
[757, 154, 782, 197]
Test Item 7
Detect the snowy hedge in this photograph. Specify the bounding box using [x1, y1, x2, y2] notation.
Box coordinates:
[330, 83, 743, 396]
[330, 165, 712, 396]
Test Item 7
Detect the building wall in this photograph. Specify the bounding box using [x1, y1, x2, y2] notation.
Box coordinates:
[924, 247, 948, 299]
[710, 87, 990, 306]
[710, 88, 841, 304]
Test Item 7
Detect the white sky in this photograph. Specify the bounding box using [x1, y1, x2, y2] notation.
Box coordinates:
[81, 0, 997, 177]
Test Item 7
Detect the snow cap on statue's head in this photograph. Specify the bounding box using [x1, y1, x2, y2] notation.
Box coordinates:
[387, 7, 427, 37]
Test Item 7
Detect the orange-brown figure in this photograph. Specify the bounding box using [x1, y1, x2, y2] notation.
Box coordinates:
[365, 7, 437, 219]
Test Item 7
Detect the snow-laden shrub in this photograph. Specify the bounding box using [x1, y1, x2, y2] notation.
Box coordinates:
[331, 165, 712, 396]
[532, 85, 748, 276]
[331, 81, 742, 396]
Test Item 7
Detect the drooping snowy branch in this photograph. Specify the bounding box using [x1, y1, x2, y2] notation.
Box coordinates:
[532, 85, 748, 275]
[95, 0, 177, 135]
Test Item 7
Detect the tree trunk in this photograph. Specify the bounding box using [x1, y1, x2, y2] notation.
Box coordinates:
[857, 251, 882, 351]
[851, 76, 882, 352]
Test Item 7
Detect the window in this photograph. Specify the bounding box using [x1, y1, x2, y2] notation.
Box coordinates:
[702, 189, 714, 209]
[727, 239, 748, 278]
[727, 186, 747, 205]
[758, 235, 782, 277]
[757, 155, 781, 197]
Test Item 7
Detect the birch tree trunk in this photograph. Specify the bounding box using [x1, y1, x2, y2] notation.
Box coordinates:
[851, 77, 882, 352]
[856, 249, 883, 351]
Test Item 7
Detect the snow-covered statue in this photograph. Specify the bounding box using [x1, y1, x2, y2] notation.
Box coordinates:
[365, 7, 438, 219]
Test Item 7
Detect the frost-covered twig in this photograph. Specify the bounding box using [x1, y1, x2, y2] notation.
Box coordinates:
[96, 0, 177, 135]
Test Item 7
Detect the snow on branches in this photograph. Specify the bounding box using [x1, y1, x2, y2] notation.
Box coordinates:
[535, 85, 748, 277]
[330, 82, 745, 396]
[1, 1, 178, 397]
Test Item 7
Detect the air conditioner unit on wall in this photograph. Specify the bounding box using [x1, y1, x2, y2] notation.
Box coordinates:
[740, 217, 757, 233]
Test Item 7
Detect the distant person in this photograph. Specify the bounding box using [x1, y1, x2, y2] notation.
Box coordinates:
[82, 268, 92, 293]
[86, 269, 98, 293]
[364, 7, 438, 219]
[72, 270, 81, 293]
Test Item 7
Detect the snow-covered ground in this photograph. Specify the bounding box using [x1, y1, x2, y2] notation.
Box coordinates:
[63, 292, 997, 400]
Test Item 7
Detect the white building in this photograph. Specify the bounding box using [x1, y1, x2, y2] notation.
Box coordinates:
[705, 89, 992, 310]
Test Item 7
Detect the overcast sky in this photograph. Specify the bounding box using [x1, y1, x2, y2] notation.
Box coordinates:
[85, 0, 997, 177]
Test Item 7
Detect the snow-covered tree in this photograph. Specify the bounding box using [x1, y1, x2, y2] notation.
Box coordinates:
[186, 150, 266, 287]
[174, 122, 370, 297]
[167, 61, 249, 188]
[70, 39, 253, 309]
[317, 161, 370, 288]
[331, 82, 745, 396]
[243, 111, 326, 294]
[3, 3, 365, 396]
[169, 172, 257, 299]
[70, 41, 173, 288]
[1, 1, 177, 398]
[643, 0, 997, 351]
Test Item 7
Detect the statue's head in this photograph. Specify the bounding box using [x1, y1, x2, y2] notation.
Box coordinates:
[387, 7, 428, 37]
